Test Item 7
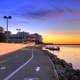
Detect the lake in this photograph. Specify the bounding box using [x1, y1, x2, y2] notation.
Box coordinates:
[46, 45, 80, 70]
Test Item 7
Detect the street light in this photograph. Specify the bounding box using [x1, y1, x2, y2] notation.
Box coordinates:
[16, 28, 21, 43]
[16, 28, 21, 33]
[3, 16, 12, 43]
[22, 31, 25, 43]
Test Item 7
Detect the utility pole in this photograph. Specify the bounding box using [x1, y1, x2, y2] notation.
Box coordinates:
[3, 16, 12, 43]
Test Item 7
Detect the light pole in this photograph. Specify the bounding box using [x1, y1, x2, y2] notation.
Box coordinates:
[22, 31, 25, 43]
[16, 28, 21, 43]
[16, 28, 21, 33]
[3, 16, 12, 43]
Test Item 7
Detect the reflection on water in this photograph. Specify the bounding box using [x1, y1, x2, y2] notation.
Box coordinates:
[50, 45, 80, 69]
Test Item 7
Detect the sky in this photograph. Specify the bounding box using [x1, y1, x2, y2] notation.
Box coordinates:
[0, 0, 80, 44]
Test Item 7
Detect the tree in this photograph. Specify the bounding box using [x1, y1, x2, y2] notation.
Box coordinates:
[0, 33, 6, 42]
[32, 33, 43, 44]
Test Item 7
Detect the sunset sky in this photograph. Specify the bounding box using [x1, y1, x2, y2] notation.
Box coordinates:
[0, 0, 80, 44]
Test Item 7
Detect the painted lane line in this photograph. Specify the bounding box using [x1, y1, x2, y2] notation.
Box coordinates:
[35, 66, 40, 72]
[24, 78, 40, 80]
[0, 66, 6, 70]
[48, 57, 59, 80]
[4, 48, 34, 80]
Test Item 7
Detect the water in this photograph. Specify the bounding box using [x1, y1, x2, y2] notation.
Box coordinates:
[45, 45, 80, 70]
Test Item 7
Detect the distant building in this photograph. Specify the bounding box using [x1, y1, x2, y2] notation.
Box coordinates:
[8, 32, 31, 43]
[0, 27, 6, 42]
[4, 31, 12, 36]
[16, 32, 30, 39]
[0, 27, 4, 33]
[8, 32, 43, 44]
[0, 26, 43, 43]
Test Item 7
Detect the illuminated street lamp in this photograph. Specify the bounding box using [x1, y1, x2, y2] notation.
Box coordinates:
[3, 16, 12, 43]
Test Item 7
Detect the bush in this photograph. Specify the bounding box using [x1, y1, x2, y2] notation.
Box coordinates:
[0, 33, 6, 42]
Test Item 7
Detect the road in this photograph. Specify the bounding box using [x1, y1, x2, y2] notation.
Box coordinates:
[0, 47, 59, 80]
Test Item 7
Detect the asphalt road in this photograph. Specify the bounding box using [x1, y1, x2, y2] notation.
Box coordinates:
[0, 47, 59, 80]
[0, 47, 32, 80]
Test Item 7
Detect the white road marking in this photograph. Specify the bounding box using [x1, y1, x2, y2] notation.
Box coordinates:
[24, 78, 40, 80]
[4, 48, 34, 80]
[35, 66, 40, 72]
[48, 57, 59, 80]
[0, 66, 6, 70]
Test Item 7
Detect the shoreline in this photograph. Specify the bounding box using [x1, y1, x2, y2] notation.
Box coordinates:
[42, 49, 80, 80]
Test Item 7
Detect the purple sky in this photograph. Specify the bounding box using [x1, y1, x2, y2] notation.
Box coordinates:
[0, 0, 80, 34]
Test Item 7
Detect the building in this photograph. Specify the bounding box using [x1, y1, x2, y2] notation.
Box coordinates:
[0, 27, 43, 43]
[4, 31, 12, 36]
[0, 27, 4, 33]
[0, 27, 6, 42]
[8, 32, 30, 43]
[8, 32, 43, 44]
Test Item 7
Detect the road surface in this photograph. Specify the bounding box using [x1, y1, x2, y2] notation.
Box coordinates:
[0, 47, 59, 80]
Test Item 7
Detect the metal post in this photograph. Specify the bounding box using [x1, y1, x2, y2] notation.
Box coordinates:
[6, 18, 8, 43]
[23, 31, 24, 43]
[16, 29, 21, 43]
[3, 16, 12, 43]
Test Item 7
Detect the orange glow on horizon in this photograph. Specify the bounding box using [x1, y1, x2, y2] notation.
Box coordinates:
[42, 33, 80, 44]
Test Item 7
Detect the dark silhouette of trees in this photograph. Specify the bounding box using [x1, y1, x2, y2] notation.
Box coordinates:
[0, 33, 6, 42]
[32, 33, 43, 44]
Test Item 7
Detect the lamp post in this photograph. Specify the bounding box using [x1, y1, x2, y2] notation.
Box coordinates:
[22, 31, 25, 43]
[16, 28, 21, 33]
[3, 16, 12, 43]
[16, 28, 21, 43]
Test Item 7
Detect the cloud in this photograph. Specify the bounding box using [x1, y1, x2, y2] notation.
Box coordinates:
[25, 10, 63, 19]
[21, 0, 80, 20]
[23, 7, 80, 20]
[48, 32, 80, 35]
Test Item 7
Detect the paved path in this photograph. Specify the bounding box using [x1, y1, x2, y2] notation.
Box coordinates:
[3, 47, 59, 80]
[0, 47, 32, 80]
